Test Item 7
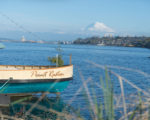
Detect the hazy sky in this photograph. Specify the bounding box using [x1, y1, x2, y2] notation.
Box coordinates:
[0, 0, 150, 40]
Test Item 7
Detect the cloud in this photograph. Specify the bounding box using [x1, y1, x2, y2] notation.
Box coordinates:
[87, 22, 115, 33]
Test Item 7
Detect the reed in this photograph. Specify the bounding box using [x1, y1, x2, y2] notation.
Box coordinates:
[83, 61, 150, 120]
[0, 62, 150, 120]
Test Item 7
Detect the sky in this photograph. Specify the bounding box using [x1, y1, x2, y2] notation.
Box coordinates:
[0, 0, 150, 41]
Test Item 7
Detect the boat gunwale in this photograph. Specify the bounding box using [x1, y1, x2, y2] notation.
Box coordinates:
[0, 64, 73, 71]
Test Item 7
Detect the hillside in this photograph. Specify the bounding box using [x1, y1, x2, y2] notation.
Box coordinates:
[73, 36, 150, 49]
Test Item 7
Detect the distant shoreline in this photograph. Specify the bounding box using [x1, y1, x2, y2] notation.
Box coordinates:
[0, 39, 59, 44]
[1, 36, 150, 49]
[73, 36, 150, 49]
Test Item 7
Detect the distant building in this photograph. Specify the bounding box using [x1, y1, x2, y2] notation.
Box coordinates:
[104, 33, 113, 37]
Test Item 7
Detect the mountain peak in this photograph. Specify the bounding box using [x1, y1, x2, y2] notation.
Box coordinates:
[86, 22, 115, 33]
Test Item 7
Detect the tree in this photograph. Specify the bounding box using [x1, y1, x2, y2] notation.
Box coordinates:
[48, 42, 64, 67]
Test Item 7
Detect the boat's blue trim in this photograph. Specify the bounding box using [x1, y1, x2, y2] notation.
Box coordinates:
[0, 81, 70, 94]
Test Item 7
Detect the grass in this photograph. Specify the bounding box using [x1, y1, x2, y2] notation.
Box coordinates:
[85, 61, 150, 120]
[0, 62, 150, 120]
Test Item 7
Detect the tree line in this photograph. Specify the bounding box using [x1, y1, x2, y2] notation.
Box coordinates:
[73, 36, 150, 49]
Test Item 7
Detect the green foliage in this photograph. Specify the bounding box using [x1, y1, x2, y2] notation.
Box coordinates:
[84, 68, 114, 120]
[48, 55, 64, 67]
[48, 43, 64, 67]
[129, 94, 143, 120]
[92, 89, 103, 120]
[100, 68, 114, 120]
[73, 36, 150, 49]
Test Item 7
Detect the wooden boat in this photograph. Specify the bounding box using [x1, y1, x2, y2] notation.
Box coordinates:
[0, 64, 73, 94]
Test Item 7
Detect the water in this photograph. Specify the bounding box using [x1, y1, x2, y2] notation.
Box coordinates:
[0, 42, 150, 118]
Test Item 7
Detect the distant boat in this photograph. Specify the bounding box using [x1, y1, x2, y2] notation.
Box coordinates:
[97, 43, 105, 46]
[0, 64, 73, 94]
[0, 43, 5, 49]
[97, 41, 105, 46]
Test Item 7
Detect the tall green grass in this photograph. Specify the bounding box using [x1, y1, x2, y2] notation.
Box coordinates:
[0, 63, 150, 120]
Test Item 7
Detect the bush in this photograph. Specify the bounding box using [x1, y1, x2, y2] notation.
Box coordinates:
[48, 55, 64, 67]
